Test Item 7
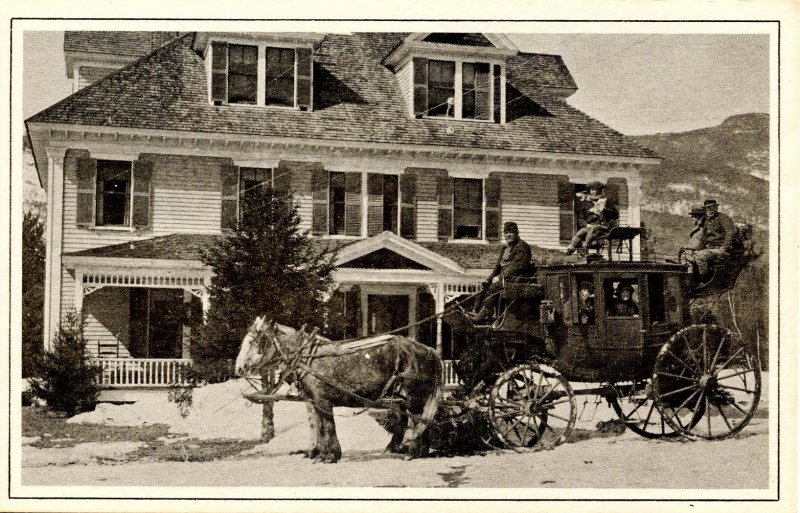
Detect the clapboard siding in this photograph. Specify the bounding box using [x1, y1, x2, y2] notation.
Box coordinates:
[396, 60, 414, 117]
[494, 172, 563, 249]
[82, 287, 131, 357]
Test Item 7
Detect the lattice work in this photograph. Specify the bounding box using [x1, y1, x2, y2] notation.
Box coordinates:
[83, 273, 206, 288]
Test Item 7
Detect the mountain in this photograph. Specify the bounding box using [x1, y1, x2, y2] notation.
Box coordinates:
[632, 113, 769, 230]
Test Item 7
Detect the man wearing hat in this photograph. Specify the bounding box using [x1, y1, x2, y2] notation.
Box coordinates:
[685, 205, 706, 251]
[469, 221, 532, 323]
[688, 199, 736, 277]
[566, 181, 610, 255]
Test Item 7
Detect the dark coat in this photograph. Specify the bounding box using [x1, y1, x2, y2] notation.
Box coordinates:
[702, 212, 736, 251]
[490, 239, 532, 279]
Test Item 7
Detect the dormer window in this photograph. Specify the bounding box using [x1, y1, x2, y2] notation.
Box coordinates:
[227, 44, 258, 104]
[413, 58, 499, 121]
[265, 47, 295, 107]
[427, 60, 455, 117]
[209, 40, 313, 110]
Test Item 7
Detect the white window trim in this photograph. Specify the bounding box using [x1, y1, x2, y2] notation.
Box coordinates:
[94, 159, 135, 231]
[417, 56, 503, 122]
[208, 38, 309, 110]
[319, 170, 403, 238]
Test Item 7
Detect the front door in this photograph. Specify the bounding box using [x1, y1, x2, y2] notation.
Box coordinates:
[129, 288, 185, 358]
[367, 294, 409, 336]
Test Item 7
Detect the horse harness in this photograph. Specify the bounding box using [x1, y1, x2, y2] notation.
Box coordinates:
[257, 325, 410, 418]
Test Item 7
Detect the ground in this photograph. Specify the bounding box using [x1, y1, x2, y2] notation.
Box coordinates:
[19, 377, 772, 491]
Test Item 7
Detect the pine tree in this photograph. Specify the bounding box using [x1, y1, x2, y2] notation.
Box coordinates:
[22, 210, 45, 378]
[192, 186, 338, 380]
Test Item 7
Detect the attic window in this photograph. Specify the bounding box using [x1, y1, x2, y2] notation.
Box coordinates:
[210, 41, 313, 110]
[427, 60, 455, 117]
[414, 58, 499, 121]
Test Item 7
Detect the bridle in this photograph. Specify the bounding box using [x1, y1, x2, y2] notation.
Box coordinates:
[250, 322, 321, 392]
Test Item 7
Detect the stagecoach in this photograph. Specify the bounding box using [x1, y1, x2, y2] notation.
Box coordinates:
[447, 227, 762, 449]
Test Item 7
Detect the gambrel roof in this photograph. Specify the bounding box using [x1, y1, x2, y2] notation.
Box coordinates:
[30, 32, 655, 159]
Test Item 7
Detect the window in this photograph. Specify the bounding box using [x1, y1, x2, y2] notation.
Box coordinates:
[265, 47, 295, 107]
[427, 60, 455, 117]
[96, 160, 131, 226]
[604, 279, 640, 317]
[570, 274, 595, 325]
[462, 62, 490, 120]
[227, 44, 257, 104]
[453, 178, 483, 239]
[648, 274, 666, 324]
[239, 167, 273, 220]
[383, 175, 399, 233]
[329, 171, 346, 235]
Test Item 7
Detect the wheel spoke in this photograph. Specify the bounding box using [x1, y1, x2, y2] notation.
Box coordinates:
[715, 402, 734, 431]
[642, 400, 656, 428]
[621, 398, 648, 419]
[702, 327, 709, 371]
[669, 388, 702, 418]
[716, 368, 755, 381]
[709, 332, 729, 370]
[543, 398, 572, 408]
[682, 333, 702, 368]
[658, 383, 699, 399]
[717, 384, 757, 394]
[534, 384, 558, 406]
[716, 347, 745, 372]
[726, 400, 749, 416]
[657, 371, 698, 382]
[494, 397, 528, 409]
[666, 350, 700, 375]
[531, 369, 544, 403]
[705, 396, 712, 436]
[544, 411, 571, 423]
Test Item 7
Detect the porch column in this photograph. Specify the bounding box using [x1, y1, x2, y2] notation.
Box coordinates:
[73, 270, 84, 319]
[434, 282, 445, 356]
[201, 277, 211, 320]
[408, 289, 417, 341]
[43, 147, 66, 350]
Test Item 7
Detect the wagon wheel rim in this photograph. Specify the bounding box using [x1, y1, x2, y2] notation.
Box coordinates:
[488, 363, 576, 450]
[609, 380, 681, 438]
[653, 324, 761, 440]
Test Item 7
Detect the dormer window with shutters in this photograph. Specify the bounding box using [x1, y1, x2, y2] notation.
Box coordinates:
[193, 33, 323, 110]
[383, 33, 518, 123]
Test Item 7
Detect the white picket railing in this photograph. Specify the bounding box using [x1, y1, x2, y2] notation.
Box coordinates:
[442, 360, 462, 388]
[91, 358, 192, 388]
[91, 357, 461, 389]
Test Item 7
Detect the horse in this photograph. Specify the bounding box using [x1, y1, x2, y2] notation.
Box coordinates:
[235, 317, 443, 463]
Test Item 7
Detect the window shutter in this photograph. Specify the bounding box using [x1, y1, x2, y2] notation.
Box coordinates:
[296, 48, 313, 111]
[367, 173, 384, 236]
[220, 164, 239, 231]
[345, 172, 362, 236]
[75, 157, 96, 227]
[413, 57, 428, 118]
[605, 178, 628, 210]
[557, 178, 574, 244]
[493, 64, 502, 123]
[311, 167, 329, 236]
[211, 42, 228, 105]
[437, 175, 453, 241]
[132, 159, 153, 229]
[400, 172, 417, 239]
[485, 176, 502, 241]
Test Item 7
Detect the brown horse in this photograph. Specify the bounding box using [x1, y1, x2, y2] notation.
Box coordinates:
[235, 317, 443, 463]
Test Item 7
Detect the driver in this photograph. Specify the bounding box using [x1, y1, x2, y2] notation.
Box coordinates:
[469, 222, 532, 324]
[686, 199, 736, 277]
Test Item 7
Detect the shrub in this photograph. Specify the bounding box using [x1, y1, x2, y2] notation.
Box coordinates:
[29, 312, 101, 415]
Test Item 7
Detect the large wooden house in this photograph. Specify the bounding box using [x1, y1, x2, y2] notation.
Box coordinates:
[26, 31, 658, 392]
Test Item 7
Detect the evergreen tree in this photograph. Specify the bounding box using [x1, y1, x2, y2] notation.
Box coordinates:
[22, 210, 45, 377]
[192, 186, 338, 380]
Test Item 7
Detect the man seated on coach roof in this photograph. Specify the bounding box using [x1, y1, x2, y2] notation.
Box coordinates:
[685, 198, 736, 278]
[468, 222, 532, 324]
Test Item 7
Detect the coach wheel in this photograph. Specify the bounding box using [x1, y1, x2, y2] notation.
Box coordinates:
[488, 363, 576, 449]
[609, 379, 682, 439]
[653, 324, 761, 440]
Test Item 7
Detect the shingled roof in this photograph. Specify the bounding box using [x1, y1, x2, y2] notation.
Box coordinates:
[31, 32, 655, 159]
[63, 233, 568, 270]
[64, 31, 183, 57]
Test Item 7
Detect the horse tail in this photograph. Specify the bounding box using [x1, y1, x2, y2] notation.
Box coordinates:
[408, 348, 443, 444]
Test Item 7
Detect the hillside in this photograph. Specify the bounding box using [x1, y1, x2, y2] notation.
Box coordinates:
[633, 113, 769, 229]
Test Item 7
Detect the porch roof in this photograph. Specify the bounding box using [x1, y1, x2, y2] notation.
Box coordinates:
[63, 233, 568, 271]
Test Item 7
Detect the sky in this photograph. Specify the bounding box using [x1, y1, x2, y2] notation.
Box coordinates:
[23, 31, 770, 136]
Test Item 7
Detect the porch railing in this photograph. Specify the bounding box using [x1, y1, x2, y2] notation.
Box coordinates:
[91, 357, 461, 389]
[91, 358, 192, 388]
